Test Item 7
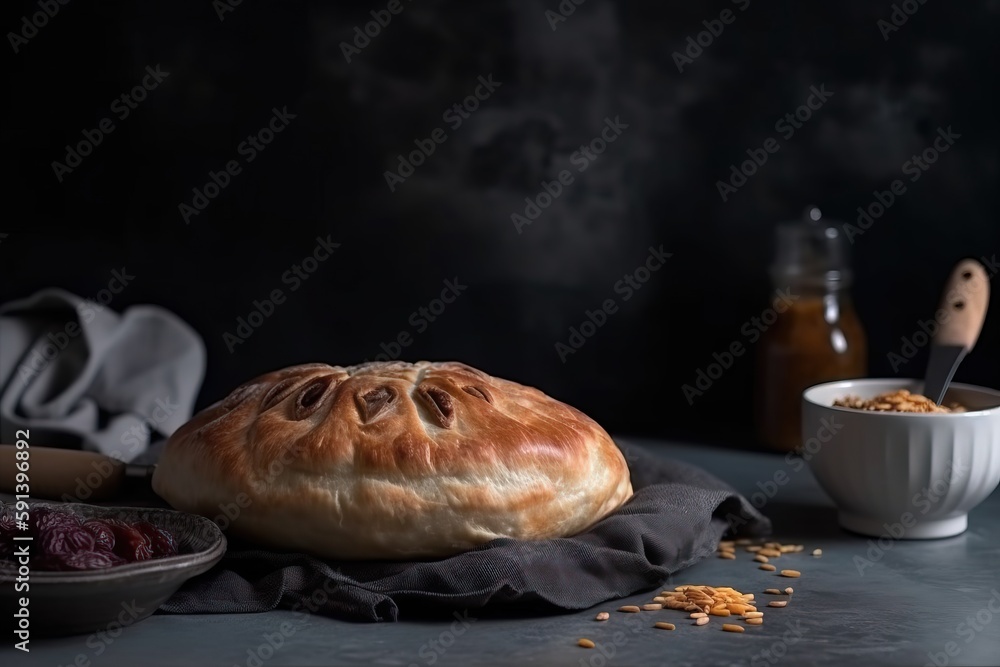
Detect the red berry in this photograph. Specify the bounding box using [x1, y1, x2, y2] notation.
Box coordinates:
[83, 520, 116, 551]
[64, 526, 96, 551]
[150, 528, 179, 557]
[31, 508, 79, 537]
[107, 521, 152, 562]
[41, 526, 95, 556]
[133, 521, 157, 537]
[0, 511, 14, 558]
[96, 548, 127, 567]
[134, 521, 178, 558]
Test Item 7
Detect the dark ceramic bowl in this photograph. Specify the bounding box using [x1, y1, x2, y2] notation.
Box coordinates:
[0, 501, 226, 637]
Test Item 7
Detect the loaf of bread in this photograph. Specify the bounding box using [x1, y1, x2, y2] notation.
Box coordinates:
[152, 361, 633, 559]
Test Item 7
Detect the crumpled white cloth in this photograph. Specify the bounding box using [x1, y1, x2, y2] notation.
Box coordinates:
[0, 288, 205, 462]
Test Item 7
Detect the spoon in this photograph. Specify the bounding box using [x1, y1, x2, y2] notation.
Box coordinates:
[923, 259, 990, 405]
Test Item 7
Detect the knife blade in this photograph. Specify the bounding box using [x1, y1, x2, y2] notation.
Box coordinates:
[924, 345, 966, 405]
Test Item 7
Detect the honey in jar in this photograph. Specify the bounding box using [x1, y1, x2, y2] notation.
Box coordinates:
[755, 208, 868, 451]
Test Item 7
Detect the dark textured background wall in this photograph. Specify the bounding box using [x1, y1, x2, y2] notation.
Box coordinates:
[2, 0, 998, 447]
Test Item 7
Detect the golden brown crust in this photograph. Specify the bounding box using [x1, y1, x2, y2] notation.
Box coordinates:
[152, 361, 633, 559]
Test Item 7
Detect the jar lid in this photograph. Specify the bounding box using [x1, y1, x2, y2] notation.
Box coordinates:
[769, 207, 852, 287]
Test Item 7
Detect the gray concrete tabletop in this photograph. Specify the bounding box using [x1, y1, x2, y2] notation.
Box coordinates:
[4, 438, 1000, 667]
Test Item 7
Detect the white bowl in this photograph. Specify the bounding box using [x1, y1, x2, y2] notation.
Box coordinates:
[801, 378, 1000, 539]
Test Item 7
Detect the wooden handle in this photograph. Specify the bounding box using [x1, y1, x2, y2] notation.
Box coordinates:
[934, 259, 990, 350]
[0, 445, 127, 501]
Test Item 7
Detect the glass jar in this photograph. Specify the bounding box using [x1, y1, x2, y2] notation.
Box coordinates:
[754, 208, 868, 451]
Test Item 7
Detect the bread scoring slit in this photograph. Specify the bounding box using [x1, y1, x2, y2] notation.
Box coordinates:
[416, 385, 455, 428]
[221, 382, 261, 410]
[356, 386, 397, 422]
[259, 377, 302, 412]
[294, 375, 337, 420]
[462, 385, 493, 404]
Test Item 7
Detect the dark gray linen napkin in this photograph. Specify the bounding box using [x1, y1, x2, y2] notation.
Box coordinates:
[161, 444, 771, 621]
